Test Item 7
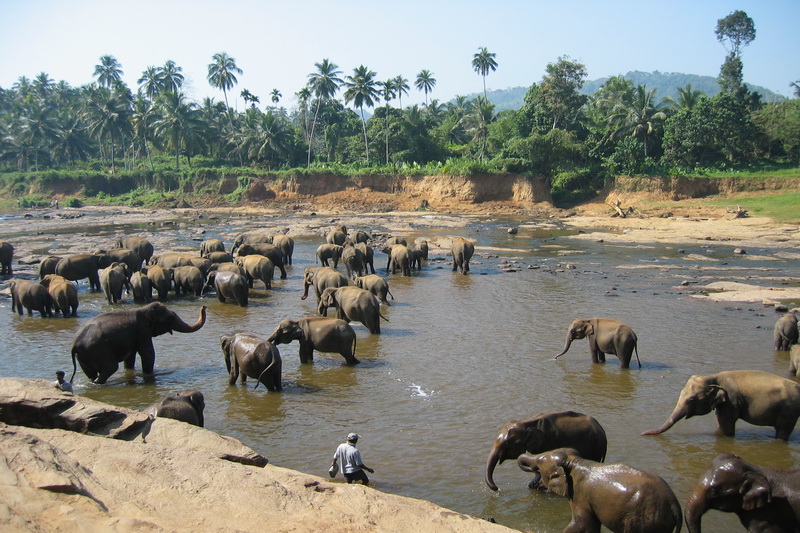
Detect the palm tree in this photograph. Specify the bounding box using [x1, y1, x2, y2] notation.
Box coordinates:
[207, 52, 243, 125]
[94, 55, 123, 89]
[344, 65, 379, 162]
[306, 58, 343, 166]
[81, 86, 133, 171]
[271, 89, 282, 105]
[663, 83, 705, 113]
[792, 81, 800, 98]
[393, 76, 410, 109]
[379, 79, 397, 164]
[240, 89, 260, 108]
[415, 70, 436, 106]
[460, 97, 495, 161]
[130, 96, 160, 169]
[159, 60, 184, 94]
[609, 85, 668, 157]
[153, 91, 202, 169]
[472, 47, 498, 100]
[295, 87, 311, 143]
[32, 73, 54, 99]
[138, 66, 162, 100]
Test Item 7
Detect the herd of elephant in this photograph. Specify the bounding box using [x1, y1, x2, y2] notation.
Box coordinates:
[4, 226, 800, 532]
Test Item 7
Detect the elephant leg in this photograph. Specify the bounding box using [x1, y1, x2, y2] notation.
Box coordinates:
[714, 405, 738, 437]
[138, 341, 157, 375]
[123, 351, 137, 370]
[229, 358, 239, 385]
[597, 351, 606, 363]
[77, 358, 99, 382]
[94, 359, 120, 384]
[774, 413, 799, 440]
[299, 343, 314, 364]
[217, 293, 226, 303]
[278, 265, 287, 279]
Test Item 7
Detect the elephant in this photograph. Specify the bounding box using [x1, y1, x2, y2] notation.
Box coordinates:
[40, 274, 79, 317]
[352, 230, 369, 244]
[409, 246, 426, 271]
[485, 411, 608, 491]
[383, 244, 411, 276]
[774, 312, 799, 351]
[341, 242, 366, 279]
[172, 265, 204, 296]
[70, 302, 207, 384]
[99, 262, 131, 304]
[517, 448, 682, 533]
[220, 333, 282, 391]
[415, 239, 429, 260]
[555, 317, 641, 369]
[451, 237, 475, 274]
[356, 242, 375, 274]
[685, 452, 800, 533]
[642, 370, 800, 440]
[384, 236, 407, 247]
[231, 230, 273, 254]
[150, 252, 194, 269]
[145, 264, 172, 300]
[209, 262, 246, 276]
[115, 236, 154, 266]
[208, 270, 248, 307]
[144, 390, 205, 427]
[55, 253, 105, 291]
[790, 345, 800, 378]
[235, 254, 275, 289]
[204, 251, 234, 264]
[316, 244, 344, 268]
[326, 225, 347, 245]
[354, 274, 394, 305]
[200, 238, 225, 256]
[99, 247, 142, 274]
[320, 286, 387, 334]
[267, 316, 358, 365]
[272, 234, 294, 265]
[0, 241, 13, 275]
[301, 266, 349, 315]
[130, 271, 152, 302]
[9, 279, 53, 317]
[38, 255, 61, 279]
[235, 243, 286, 279]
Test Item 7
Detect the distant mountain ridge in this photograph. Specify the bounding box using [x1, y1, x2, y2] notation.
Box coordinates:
[476, 71, 785, 111]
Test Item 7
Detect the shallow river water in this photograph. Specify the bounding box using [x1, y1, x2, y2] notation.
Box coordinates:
[2, 210, 800, 532]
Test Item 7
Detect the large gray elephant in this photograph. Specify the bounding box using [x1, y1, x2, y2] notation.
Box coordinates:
[99, 262, 131, 304]
[40, 274, 79, 317]
[130, 271, 152, 303]
[774, 311, 799, 351]
[326, 225, 347, 245]
[0, 241, 13, 275]
[235, 254, 274, 289]
[485, 411, 607, 491]
[341, 242, 366, 279]
[517, 448, 682, 533]
[301, 266, 349, 315]
[684, 452, 800, 533]
[145, 264, 172, 300]
[55, 253, 105, 291]
[220, 333, 282, 391]
[642, 370, 800, 440]
[115, 236, 154, 266]
[144, 390, 205, 427]
[204, 251, 234, 264]
[354, 274, 394, 305]
[356, 242, 375, 274]
[71, 303, 207, 384]
[267, 317, 358, 365]
[38, 255, 61, 279]
[272, 234, 294, 266]
[235, 243, 286, 279]
[316, 244, 344, 268]
[149, 252, 194, 269]
[451, 237, 475, 274]
[555, 317, 641, 369]
[10, 279, 52, 317]
[199, 238, 225, 256]
[320, 286, 387, 334]
[231, 230, 272, 254]
[172, 265, 204, 296]
[99, 247, 142, 275]
[383, 244, 411, 276]
[352, 229, 369, 244]
[208, 270, 248, 306]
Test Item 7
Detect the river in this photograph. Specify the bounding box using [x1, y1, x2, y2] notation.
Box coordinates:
[1, 209, 799, 532]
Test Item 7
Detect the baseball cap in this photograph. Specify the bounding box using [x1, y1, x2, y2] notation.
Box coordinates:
[347, 432, 359, 441]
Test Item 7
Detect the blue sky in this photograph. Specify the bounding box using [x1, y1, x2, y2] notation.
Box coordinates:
[1, 0, 797, 109]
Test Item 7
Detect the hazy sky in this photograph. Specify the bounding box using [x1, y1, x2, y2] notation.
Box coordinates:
[2, 0, 798, 110]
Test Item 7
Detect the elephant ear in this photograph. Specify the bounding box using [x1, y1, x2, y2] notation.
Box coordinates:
[709, 384, 729, 408]
[546, 465, 572, 499]
[584, 321, 595, 336]
[741, 473, 771, 510]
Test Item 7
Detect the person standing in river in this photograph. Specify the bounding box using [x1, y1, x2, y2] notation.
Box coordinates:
[331, 433, 374, 485]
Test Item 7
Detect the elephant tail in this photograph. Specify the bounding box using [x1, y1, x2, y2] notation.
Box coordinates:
[70, 346, 78, 383]
[253, 357, 279, 391]
[379, 311, 389, 322]
[387, 289, 395, 300]
[634, 343, 642, 369]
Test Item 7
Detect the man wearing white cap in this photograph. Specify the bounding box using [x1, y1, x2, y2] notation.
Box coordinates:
[331, 432, 374, 485]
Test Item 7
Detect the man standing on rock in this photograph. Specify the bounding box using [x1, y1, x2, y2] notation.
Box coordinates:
[331, 433, 374, 485]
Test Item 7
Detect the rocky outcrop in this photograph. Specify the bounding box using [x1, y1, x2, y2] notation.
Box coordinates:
[0, 379, 515, 532]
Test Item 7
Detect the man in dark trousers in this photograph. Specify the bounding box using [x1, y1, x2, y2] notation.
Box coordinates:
[331, 432, 374, 485]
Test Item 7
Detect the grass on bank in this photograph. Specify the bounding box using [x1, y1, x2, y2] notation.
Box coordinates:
[702, 192, 800, 223]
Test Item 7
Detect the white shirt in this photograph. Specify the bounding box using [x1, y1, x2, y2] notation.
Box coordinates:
[333, 442, 363, 474]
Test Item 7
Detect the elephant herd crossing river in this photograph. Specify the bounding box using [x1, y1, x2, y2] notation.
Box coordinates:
[1, 213, 800, 532]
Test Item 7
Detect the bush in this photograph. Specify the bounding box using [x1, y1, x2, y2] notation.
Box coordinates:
[550, 168, 607, 207]
[63, 197, 83, 208]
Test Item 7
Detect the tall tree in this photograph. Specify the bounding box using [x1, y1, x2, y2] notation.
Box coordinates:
[415, 70, 436, 106]
[393, 76, 410, 109]
[81, 85, 133, 171]
[93, 55, 123, 89]
[379, 78, 397, 164]
[715, 10, 756, 98]
[306, 58, 343, 166]
[539, 56, 588, 131]
[271, 89, 282, 105]
[159, 60, 184, 94]
[138, 66, 162, 100]
[240, 89, 259, 108]
[207, 52, 243, 125]
[153, 91, 202, 169]
[609, 85, 668, 157]
[344, 65, 379, 162]
[472, 47, 498, 100]
[663, 83, 705, 112]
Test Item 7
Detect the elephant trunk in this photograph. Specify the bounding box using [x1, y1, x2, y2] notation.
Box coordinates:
[173, 306, 207, 333]
[301, 278, 311, 300]
[641, 403, 687, 435]
[684, 491, 708, 533]
[485, 446, 503, 491]
[555, 334, 573, 359]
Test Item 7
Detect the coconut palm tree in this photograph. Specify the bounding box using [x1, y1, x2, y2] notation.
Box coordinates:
[662, 84, 705, 113]
[415, 70, 436, 106]
[270, 89, 282, 105]
[472, 47, 498, 100]
[379, 79, 397, 164]
[344, 65, 379, 162]
[153, 91, 202, 169]
[609, 85, 668, 157]
[240, 89, 259, 108]
[130, 95, 160, 169]
[306, 58, 342, 166]
[94, 55, 123, 89]
[459, 97, 495, 161]
[138, 66, 162, 100]
[207, 52, 243, 124]
[393, 76, 410, 109]
[81, 85, 133, 171]
[159, 60, 184, 94]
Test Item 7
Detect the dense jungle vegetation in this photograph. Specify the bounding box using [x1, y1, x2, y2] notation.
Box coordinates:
[1, 10, 798, 208]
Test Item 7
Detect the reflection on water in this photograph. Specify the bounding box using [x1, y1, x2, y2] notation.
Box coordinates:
[1, 214, 798, 532]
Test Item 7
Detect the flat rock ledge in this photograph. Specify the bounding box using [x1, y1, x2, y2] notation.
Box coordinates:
[0, 379, 516, 532]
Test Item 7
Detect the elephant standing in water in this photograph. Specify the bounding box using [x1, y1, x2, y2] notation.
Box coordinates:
[40, 274, 79, 317]
[354, 274, 394, 305]
[301, 266, 349, 315]
[144, 390, 205, 427]
[451, 237, 474, 274]
[320, 286, 387, 334]
[221, 333, 282, 391]
[115, 236, 154, 266]
[208, 271, 248, 307]
[642, 370, 800, 440]
[685, 452, 800, 533]
[55, 253, 105, 291]
[71, 303, 207, 384]
[267, 317, 358, 365]
[517, 448, 682, 533]
[774, 312, 799, 351]
[0, 241, 13, 275]
[555, 317, 641, 369]
[485, 411, 607, 491]
[9, 279, 52, 317]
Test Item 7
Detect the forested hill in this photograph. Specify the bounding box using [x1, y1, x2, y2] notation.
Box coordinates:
[480, 71, 785, 111]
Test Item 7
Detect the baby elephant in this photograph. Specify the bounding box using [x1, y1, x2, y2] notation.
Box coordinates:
[774, 311, 799, 351]
[518, 448, 682, 533]
[555, 317, 640, 369]
[267, 317, 358, 365]
[220, 333, 282, 391]
[685, 452, 800, 533]
[354, 274, 394, 305]
[144, 390, 205, 427]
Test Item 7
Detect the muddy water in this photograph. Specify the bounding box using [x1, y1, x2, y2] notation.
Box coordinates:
[2, 212, 800, 532]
